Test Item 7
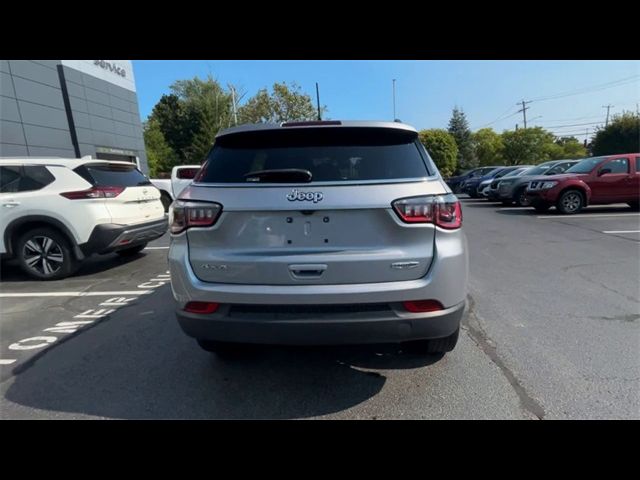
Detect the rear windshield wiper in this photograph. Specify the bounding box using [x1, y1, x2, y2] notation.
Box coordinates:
[244, 169, 312, 183]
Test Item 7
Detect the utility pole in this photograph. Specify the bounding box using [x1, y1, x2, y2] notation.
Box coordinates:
[230, 85, 238, 126]
[517, 100, 532, 129]
[315, 83, 321, 121]
[392, 79, 397, 120]
[602, 104, 613, 126]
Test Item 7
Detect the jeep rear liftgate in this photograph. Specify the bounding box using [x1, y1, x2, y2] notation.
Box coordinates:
[179, 124, 448, 285]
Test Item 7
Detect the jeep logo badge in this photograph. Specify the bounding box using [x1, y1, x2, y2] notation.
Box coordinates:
[286, 189, 324, 203]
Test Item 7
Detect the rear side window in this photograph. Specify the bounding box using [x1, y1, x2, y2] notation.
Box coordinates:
[75, 163, 151, 187]
[0, 165, 54, 193]
[198, 127, 430, 183]
[21, 166, 55, 191]
[635, 157, 640, 172]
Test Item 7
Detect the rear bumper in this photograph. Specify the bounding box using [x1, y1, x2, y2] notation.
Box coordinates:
[80, 217, 168, 256]
[176, 301, 465, 345]
[168, 227, 468, 345]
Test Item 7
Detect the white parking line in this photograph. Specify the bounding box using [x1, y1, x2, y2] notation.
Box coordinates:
[0, 291, 152, 298]
[602, 230, 640, 234]
[144, 246, 170, 250]
[0, 359, 17, 365]
[537, 213, 640, 219]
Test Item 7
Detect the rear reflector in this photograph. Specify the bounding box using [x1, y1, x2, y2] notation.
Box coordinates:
[60, 186, 124, 199]
[184, 301, 219, 314]
[402, 300, 444, 313]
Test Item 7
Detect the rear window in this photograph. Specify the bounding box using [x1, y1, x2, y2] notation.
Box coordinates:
[197, 127, 430, 183]
[75, 163, 151, 187]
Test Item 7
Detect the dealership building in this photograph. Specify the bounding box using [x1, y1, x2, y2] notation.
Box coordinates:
[1, 60, 148, 173]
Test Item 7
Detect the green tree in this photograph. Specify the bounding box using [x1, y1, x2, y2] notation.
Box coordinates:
[419, 129, 458, 178]
[238, 82, 325, 123]
[448, 107, 477, 170]
[501, 127, 557, 165]
[150, 93, 198, 164]
[472, 128, 505, 166]
[554, 136, 587, 159]
[143, 118, 178, 177]
[591, 112, 640, 156]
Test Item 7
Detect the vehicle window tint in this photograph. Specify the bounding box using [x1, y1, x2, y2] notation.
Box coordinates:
[601, 158, 629, 174]
[635, 157, 640, 172]
[0, 166, 22, 193]
[199, 127, 429, 183]
[20, 166, 55, 191]
[75, 163, 151, 187]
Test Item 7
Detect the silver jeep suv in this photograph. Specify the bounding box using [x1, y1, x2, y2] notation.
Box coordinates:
[168, 121, 468, 355]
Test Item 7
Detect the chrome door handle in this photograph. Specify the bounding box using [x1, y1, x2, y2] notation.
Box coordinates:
[2, 202, 20, 207]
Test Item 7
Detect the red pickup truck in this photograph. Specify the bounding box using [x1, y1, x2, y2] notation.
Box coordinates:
[525, 153, 640, 214]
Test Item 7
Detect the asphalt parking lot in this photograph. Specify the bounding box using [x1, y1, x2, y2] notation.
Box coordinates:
[0, 201, 638, 419]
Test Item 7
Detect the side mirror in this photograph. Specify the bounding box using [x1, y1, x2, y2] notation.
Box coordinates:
[177, 167, 199, 179]
[598, 168, 612, 176]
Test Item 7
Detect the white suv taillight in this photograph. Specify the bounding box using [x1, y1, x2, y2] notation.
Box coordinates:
[169, 200, 222, 234]
[60, 186, 124, 199]
[392, 194, 462, 229]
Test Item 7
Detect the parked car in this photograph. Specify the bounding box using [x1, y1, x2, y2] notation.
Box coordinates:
[447, 166, 500, 193]
[497, 159, 580, 206]
[525, 153, 640, 214]
[150, 165, 201, 211]
[461, 167, 505, 197]
[0, 157, 167, 280]
[465, 166, 524, 199]
[485, 166, 534, 201]
[168, 120, 468, 356]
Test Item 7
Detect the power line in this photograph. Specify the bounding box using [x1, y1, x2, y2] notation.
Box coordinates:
[529, 75, 639, 103]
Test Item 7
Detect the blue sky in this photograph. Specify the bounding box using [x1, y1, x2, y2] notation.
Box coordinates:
[133, 60, 639, 140]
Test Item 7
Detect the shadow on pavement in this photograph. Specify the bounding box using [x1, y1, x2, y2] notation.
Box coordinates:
[0, 252, 148, 283]
[4, 285, 443, 419]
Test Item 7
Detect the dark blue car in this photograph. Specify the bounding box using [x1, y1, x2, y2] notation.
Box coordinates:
[446, 166, 500, 194]
[461, 166, 521, 198]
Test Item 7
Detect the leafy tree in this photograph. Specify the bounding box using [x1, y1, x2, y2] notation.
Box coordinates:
[448, 107, 477, 170]
[501, 127, 557, 165]
[418, 129, 458, 178]
[150, 94, 199, 164]
[238, 82, 325, 123]
[554, 136, 587, 159]
[591, 112, 640, 156]
[143, 118, 178, 177]
[472, 128, 505, 167]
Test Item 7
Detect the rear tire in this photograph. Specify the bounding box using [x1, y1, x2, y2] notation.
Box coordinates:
[403, 328, 460, 355]
[16, 227, 78, 280]
[116, 243, 147, 257]
[556, 189, 584, 215]
[501, 199, 513, 206]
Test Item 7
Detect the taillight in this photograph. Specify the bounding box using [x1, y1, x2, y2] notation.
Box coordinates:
[392, 194, 462, 229]
[184, 301, 219, 314]
[169, 200, 222, 234]
[402, 300, 444, 313]
[60, 186, 124, 199]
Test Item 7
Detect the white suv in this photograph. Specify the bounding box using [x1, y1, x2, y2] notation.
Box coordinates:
[0, 157, 167, 280]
